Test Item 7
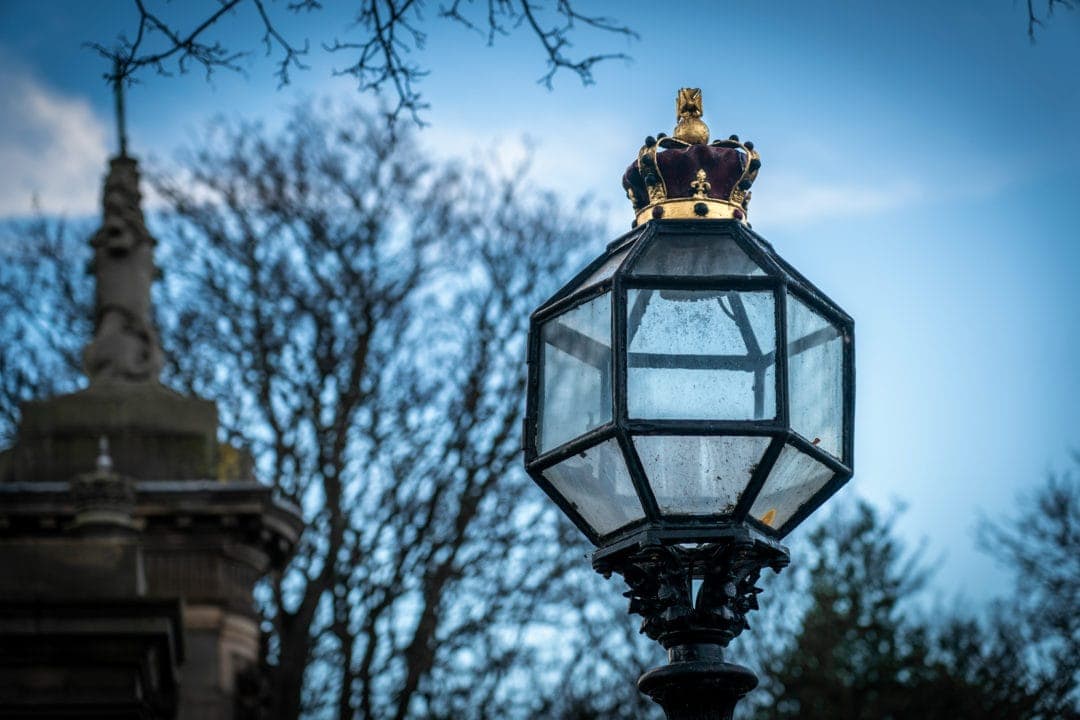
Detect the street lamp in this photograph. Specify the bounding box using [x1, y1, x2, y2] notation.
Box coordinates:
[523, 89, 854, 719]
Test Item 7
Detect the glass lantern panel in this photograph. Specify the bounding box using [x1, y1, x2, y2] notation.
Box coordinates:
[787, 294, 844, 458]
[539, 293, 612, 453]
[627, 289, 776, 420]
[749, 444, 834, 530]
[578, 247, 631, 288]
[631, 234, 764, 276]
[542, 438, 645, 536]
[634, 435, 772, 515]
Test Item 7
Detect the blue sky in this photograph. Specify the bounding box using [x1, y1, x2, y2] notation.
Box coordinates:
[1, 0, 1078, 604]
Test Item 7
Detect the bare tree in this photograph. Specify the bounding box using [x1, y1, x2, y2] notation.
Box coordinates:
[88, 0, 637, 123]
[0, 99, 660, 719]
[146, 101, 657, 718]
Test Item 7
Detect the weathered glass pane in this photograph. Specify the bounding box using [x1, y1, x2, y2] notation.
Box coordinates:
[634, 435, 771, 515]
[539, 293, 612, 453]
[787, 294, 843, 458]
[627, 289, 776, 420]
[543, 438, 644, 535]
[631, 234, 763, 276]
[579, 247, 630, 288]
[749, 444, 834, 530]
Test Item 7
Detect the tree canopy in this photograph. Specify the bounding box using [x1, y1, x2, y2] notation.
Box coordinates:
[745, 479, 1079, 720]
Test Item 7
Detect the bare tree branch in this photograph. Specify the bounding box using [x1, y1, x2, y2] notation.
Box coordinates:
[87, 0, 249, 83]
[1027, 0, 1077, 40]
[88, 0, 637, 124]
[253, 0, 312, 86]
[514, 0, 635, 89]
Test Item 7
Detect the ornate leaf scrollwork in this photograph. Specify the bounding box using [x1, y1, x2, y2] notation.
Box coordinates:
[597, 539, 789, 646]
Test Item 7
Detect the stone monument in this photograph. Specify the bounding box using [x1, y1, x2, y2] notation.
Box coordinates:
[0, 79, 303, 719]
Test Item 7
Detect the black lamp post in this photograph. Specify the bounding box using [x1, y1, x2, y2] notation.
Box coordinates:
[523, 89, 854, 719]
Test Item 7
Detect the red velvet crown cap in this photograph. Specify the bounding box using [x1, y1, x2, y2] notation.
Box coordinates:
[623, 143, 749, 211]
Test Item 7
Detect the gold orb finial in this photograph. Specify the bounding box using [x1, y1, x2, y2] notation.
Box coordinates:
[672, 88, 709, 145]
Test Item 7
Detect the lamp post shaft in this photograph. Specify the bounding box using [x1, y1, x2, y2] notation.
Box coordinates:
[639, 643, 757, 720]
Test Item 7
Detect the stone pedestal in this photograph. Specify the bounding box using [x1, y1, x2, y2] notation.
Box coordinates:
[10, 383, 222, 483]
[0, 384, 302, 719]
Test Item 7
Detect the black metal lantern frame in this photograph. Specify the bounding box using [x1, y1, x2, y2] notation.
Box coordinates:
[524, 219, 854, 555]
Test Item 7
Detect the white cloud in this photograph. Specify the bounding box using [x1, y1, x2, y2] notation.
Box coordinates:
[0, 67, 109, 217]
[750, 159, 1011, 228]
[751, 174, 925, 227]
[417, 117, 634, 196]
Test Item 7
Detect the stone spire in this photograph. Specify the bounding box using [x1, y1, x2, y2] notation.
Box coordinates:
[81, 75, 164, 384]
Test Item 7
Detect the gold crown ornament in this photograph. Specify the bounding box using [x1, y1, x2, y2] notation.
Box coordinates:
[622, 88, 761, 227]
